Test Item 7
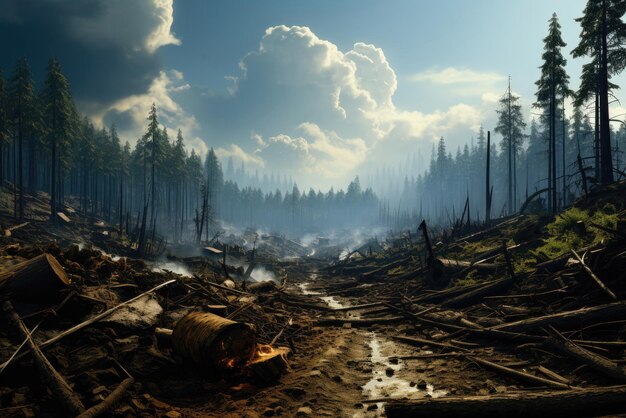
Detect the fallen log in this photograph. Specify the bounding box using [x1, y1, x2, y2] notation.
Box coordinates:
[3, 300, 85, 416]
[412, 281, 492, 304]
[443, 277, 515, 309]
[466, 356, 574, 390]
[385, 385, 626, 417]
[492, 302, 626, 333]
[537, 365, 571, 385]
[0, 253, 70, 303]
[546, 333, 626, 382]
[3, 221, 29, 237]
[454, 215, 523, 243]
[438, 258, 500, 273]
[570, 249, 617, 301]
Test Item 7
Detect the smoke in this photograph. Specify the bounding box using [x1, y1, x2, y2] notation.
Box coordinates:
[250, 265, 278, 283]
[149, 260, 192, 277]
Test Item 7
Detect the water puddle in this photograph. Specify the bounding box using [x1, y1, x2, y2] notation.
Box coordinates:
[358, 333, 446, 416]
[297, 282, 321, 296]
[298, 282, 352, 311]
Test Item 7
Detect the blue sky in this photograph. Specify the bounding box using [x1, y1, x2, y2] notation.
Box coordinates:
[3, 0, 622, 190]
[164, 0, 588, 109]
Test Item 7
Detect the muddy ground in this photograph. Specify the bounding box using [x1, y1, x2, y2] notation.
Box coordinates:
[170, 269, 507, 418]
[3, 184, 626, 417]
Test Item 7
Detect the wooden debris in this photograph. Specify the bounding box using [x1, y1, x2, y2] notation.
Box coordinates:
[385, 385, 626, 417]
[570, 249, 617, 300]
[0, 253, 70, 303]
[466, 356, 574, 390]
[3, 300, 86, 416]
[76, 377, 134, 418]
[172, 311, 257, 372]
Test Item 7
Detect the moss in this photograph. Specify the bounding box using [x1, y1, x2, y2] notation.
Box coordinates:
[453, 269, 481, 288]
[528, 204, 619, 263]
[457, 241, 498, 259]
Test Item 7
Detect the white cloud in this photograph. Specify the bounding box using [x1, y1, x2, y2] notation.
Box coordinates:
[145, 0, 181, 53]
[207, 25, 490, 186]
[90, 25, 499, 189]
[95, 70, 205, 156]
[215, 144, 265, 167]
[409, 67, 506, 86]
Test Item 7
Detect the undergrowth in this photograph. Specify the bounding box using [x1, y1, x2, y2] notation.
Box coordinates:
[528, 203, 618, 263]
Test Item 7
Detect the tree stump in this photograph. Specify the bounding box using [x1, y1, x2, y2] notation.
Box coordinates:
[172, 311, 256, 373]
[0, 253, 70, 303]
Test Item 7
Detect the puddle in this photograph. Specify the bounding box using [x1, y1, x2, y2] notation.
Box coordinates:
[298, 282, 321, 296]
[320, 296, 349, 309]
[298, 282, 353, 311]
[358, 333, 446, 416]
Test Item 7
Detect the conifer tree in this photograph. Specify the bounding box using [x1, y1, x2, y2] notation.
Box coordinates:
[41, 57, 73, 222]
[8, 57, 37, 220]
[0, 69, 8, 185]
[535, 13, 572, 213]
[495, 80, 526, 214]
[572, 0, 626, 184]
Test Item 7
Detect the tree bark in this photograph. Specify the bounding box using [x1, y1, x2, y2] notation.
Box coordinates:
[0, 253, 70, 303]
[3, 300, 85, 416]
[386, 385, 626, 418]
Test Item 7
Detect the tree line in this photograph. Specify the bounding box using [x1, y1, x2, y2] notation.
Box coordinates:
[385, 2, 626, 228]
[0, 59, 378, 244]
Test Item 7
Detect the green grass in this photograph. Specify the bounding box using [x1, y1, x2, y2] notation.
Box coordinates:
[528, 203, 618, 263]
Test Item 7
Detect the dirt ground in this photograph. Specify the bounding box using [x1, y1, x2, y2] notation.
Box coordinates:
[151, 270, 506, 418]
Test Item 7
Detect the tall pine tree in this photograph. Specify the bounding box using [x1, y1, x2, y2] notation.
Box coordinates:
[41, 58, 73, 222]
[8, 57, 37, 220]
[495, 79, 526, 214]
[0, 69, 8, 185]
[534, 13, 572, 214]
[572, 0, 626, 184]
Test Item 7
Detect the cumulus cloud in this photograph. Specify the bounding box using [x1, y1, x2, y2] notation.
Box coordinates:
[180, 25, 494, 188]
[215, 144, 265, 167]
[409, 67, 507, 99]
[1, 3, 500, 189]
[409, 67, 505, 86]
[97, 70, 207, 156]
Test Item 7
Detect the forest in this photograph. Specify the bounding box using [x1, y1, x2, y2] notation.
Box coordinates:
[2, 7, 626, 242]
[0, 60, 378, 244]
[2, 1, 626, 418]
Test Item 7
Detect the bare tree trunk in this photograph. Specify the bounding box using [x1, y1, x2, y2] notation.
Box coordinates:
[599, 0, 614, 184]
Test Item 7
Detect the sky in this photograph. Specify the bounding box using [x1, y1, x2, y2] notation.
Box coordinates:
[1, 0, 623, 190]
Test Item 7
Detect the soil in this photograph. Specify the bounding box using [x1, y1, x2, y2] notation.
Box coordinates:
[164, 270, 505, 418]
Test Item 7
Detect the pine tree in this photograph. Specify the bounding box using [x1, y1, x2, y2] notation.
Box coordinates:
[572, 0, 626, 184]
[535, 13, 572, 213]
[0, 69, 8, 185]
[41, 57, 73, 222]
[8, 57, 37, 220]
[144, 103, 160, 226]
[495, 80, 526, 214]
[204, 148, 223, 239]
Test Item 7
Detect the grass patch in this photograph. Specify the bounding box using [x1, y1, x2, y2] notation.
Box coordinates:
[529, 203, 618, 262]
